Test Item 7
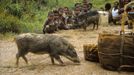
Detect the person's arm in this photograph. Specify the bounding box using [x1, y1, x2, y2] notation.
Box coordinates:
[44, 19, 49, 28]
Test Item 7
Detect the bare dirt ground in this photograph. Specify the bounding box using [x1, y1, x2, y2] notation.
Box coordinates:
[0, 26, 134, 75]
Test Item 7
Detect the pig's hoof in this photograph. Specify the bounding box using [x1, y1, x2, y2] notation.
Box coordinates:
[59, 64, 66, 66]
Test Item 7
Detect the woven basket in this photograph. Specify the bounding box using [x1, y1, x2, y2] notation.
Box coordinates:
[98, 34, 134, 71]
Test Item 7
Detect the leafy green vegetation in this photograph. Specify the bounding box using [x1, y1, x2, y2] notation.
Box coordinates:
[0, 0, 116, 33]
[0, 12, 23, 33]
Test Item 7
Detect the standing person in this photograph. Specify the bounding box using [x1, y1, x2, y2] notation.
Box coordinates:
[105, 3, 112, 24]
[112, 3, 120, 25]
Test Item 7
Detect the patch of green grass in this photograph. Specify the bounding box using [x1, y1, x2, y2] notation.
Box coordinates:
[58, 0, 82, 8]
[0, 32, 16, 40]
[20, 9, 50, 33]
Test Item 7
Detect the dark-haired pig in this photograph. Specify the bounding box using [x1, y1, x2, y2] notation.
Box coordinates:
[15, 33, 80, 66]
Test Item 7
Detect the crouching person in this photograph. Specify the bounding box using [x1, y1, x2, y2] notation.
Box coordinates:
[43, 12, 57, 34]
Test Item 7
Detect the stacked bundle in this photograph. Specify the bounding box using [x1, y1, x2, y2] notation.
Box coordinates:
[83, 44, 99, 62]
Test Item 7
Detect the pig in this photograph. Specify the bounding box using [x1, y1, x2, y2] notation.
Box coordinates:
[15, 33, 80, 66]
[76, 10, 100, 30]
[86, 13, 100, 30]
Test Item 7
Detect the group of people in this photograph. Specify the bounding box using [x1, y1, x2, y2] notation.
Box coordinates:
[43, 0, 93, 33]
[111, 0, 132, 25]
[43, 0, 134, 34]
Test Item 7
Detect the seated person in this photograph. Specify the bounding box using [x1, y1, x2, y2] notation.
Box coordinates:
[72, 7, 83, 29]
[53, 10, 68, 30]
[43, 12, 57, 33]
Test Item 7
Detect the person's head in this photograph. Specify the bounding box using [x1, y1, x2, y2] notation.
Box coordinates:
[63, 7, 69, 14]
[113, 1, 119, 10]
[58, 7, 64, 15]
[113, 1, 119, 7]
[53, 10, 60, 19]
[82, 4, 88, 12]
[74, 7, 81, 15]
[75, 3, 81, 8]
[64, 7, 69, 11]
[47, 11, 54, 20]
[105, 3, 111, 11]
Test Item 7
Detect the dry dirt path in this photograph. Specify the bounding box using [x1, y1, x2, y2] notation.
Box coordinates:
[0, 26, 134, 75]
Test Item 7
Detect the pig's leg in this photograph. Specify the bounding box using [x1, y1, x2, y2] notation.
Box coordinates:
[16, 48, 28, 66]
[16, 53, 21, 66]
[93, 23, 95, 30]
[96, 22, 99, 30]
[50, 55, 55, 64]
[49, 43, 64, 65]
[22, 56, 28, 64]
[96, 25, 98, 30]
[54, 55, 64, 65]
